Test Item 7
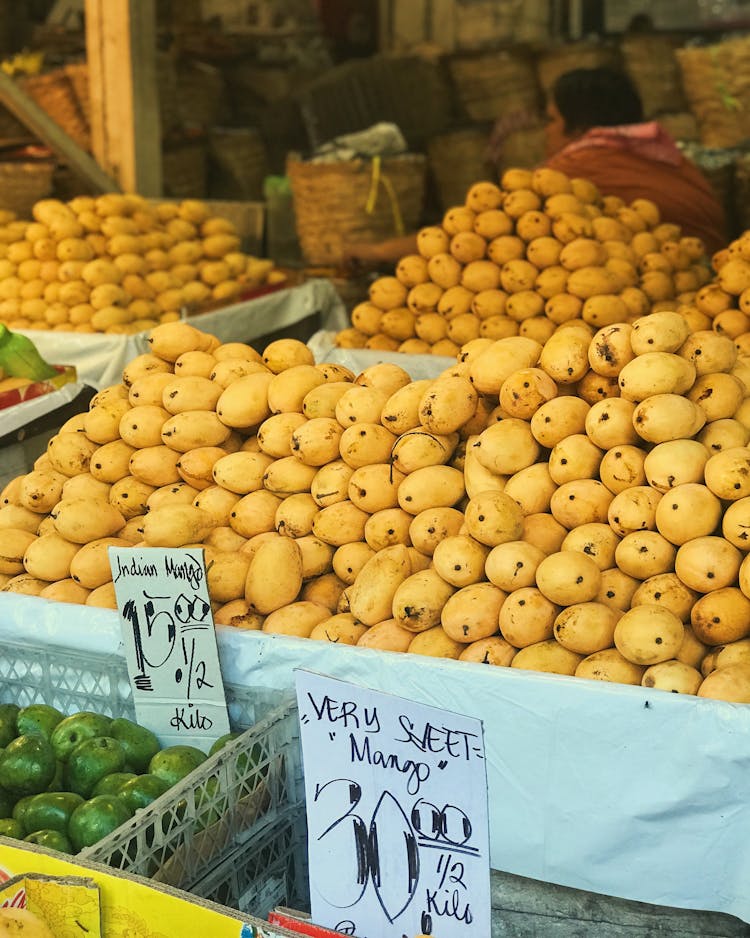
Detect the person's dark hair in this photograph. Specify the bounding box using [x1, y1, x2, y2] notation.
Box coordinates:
[627, 13, 654, 34]
[552, 67, 644, 135]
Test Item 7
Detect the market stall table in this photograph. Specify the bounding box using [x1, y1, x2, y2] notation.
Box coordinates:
[1, 592, 749, 931]
[15, 280, 348, 390]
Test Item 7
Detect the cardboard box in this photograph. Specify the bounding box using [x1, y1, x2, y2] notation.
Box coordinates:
[0, 839, 296, 938]
[0, 365, 77, 413]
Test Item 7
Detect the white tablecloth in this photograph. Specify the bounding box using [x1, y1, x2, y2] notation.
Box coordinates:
[307, 330, 455, 377]
[16, 280, 348, 390]
[0, 591, 749, 924]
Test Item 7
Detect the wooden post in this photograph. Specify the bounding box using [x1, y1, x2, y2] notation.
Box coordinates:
[85, 0, 162, 195]
[0, 73, 117, 193]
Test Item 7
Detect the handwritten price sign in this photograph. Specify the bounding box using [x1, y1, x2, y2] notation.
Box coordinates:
[109, 547, 230, 750]
[295, 671, 490, 938]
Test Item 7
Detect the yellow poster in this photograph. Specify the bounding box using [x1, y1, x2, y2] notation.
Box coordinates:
[0, 839, 292, 938]
[0, 873, 101, 937]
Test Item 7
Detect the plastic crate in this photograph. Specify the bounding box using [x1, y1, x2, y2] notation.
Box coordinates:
[0, 639, 307, 909]
[190, 812, 309, 920]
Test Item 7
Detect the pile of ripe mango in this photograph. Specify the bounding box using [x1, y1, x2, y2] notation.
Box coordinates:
[0, 196, 280, 334]
[337, 168, 714, 355]
[2, 168, 750, 704]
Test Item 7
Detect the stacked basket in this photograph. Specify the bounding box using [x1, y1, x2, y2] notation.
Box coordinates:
[427, 128, 495, 212]
[732, 152, 750, 236]
[448, 49, 541, 123]
[621, 33, 686, 119]
[208, 128, 268, 201]
[536, 40, 621, 95]
[162, 137, 208, 198]
[677, 36, 750, 149]
[65, 62, 90, 128]
[287, 152, 426, 266]
[21, 67, 90, 151]
[0, 161, 55, 217]
[496, 124, 547, 173]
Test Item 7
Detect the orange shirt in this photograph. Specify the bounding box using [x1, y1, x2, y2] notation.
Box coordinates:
[545, 137, 727, 256]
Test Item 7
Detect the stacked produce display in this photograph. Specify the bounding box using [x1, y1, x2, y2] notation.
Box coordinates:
[335, 168, 713, 354]
[3, 167, 750, 709]
[0, 196, 281, 334]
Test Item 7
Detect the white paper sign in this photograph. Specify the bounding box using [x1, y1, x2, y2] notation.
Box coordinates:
[295, 670, 490, 938]
[109, 547, 230, 751]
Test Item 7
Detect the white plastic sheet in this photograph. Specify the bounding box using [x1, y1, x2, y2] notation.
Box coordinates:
[308, 330, 456, 378]
[1, 592, 749, 923]
[16, 280, 348, 389]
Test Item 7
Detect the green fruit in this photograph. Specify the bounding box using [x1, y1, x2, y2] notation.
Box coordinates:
[65, 737, 126, 798]
[118, 774, 170, 813]
[50, 711, 113, 761]
[195, 777, 221, 830]
[108, 718, 160, 773]
[12, 795, 35, 826]
[0, 734, 57, 795]
[24, 828, 73, 853]
[207, 732, 264, 780]
[68, 795, 133, 851]
[16, 704, 64, 740]
[208, 732, 240, 757]
[21, 791, 84, 836]
[92, 772, 138, 797]
[148, 745, 207, 787]
[0, 788, 15, 819]
[0, 703, 20, 747]
[0, 818, 23, 839]
[46, 760, 64, 792]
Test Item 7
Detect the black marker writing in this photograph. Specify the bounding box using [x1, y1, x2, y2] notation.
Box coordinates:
[312, 780, 419, 922]
[170, 704, 213, 731]
[164, 552, 204, 589]
[395, 716, 479, 761]
[424, 888, 472, 924]
[350, 733, 430, 795]
[113, 554, 158, 583]
[307, 693, 381, 733]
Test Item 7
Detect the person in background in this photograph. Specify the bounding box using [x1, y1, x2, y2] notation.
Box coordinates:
[544, 66, 726, 254]
[344, 65, 727, 269]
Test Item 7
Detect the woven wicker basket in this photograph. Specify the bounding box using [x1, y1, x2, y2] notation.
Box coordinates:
[677, 37, 750, 149]
[65, 62, 90, 127]
[733, 152, 750, 235]
[621, 34, 686, 119]
[208, 127, 268, 200]
[21, 69, 90, 151]
[536, 41, 621, 95]
[427, 127, 494, 211]
[497, 125, 546, 172]
[449, 50, 541, 124]
[681, 142, 738, 233]
[162, 139, 208, 198]
[657, 111, 699, 143]
[177, 60, 227, 130]
[287, 153, 426, 266]
[52, 164, 93, 202]
[0, 105, 29, 141]
[158, 51, 182, 137]
[0, 161, 55, 217]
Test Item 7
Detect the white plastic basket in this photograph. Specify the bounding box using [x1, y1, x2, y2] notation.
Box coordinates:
[0, 639, 308, 912]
